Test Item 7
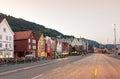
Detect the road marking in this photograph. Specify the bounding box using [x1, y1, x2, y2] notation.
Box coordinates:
[94, 57, 99, 77]
[31, 74, 43, 79]
[0, 68, 22, 76]
[94, 65, 98, 76]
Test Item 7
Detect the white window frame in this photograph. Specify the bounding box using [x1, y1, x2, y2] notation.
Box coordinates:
[28, 45, 31, 49]
[32, 39, 36, 44]
[32, 46, 36, 50]
[28, 39, 31, 43]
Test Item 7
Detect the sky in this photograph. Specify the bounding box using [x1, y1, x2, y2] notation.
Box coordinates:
[0, 0, 120, 44]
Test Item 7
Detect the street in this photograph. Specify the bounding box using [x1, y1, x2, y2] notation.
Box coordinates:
[1, 53, 120, 79]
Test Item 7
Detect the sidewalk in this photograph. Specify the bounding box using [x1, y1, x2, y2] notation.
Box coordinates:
[0, 54, 91, 74]
[0, 59, 51, 73]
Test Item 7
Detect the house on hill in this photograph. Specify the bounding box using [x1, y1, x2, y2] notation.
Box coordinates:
[14, 30, 37, 58]
[0, 18, 14, 59]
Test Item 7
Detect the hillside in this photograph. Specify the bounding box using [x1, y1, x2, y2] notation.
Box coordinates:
[88, 40, 100, 47]
[0, 13, 74, 38]
[0, 13, 101, 47]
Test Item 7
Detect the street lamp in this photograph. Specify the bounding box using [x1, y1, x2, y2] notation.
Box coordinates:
[113, 24, 117, 55]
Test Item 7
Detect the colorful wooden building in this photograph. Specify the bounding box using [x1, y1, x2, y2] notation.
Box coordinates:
[36, 34, 47, 58]
[14, 30, 37, 58]
[56, 39, 62, 57]
[51, 37, 57, 58]
[45, 36, 52, 59]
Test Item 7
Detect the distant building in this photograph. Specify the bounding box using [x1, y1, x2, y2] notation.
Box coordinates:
[0, 18, 14, 58]
[81, 38, 89, 53]
[51, 37, 57, 58]
[45, 36, 52, 59]
[14, 30, 37, 58]
[61, 38, 69, 55]
[56, 39, 62, 56]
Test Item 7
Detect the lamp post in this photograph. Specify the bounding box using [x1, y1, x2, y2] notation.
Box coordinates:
[113, 24, 117, 56]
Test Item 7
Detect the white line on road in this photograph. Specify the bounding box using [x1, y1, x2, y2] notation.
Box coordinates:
[31, 74, 43, 79]
[0, 68, 22, 76]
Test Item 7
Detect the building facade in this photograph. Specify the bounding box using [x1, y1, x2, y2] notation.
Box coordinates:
[14, 30, 37, 58]
[45, 36, 52, 59]
[0, 18, 14, 58]
[36, 34, 47, 58]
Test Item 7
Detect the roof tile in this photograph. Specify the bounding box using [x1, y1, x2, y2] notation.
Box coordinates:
[14, 30, 32, 40]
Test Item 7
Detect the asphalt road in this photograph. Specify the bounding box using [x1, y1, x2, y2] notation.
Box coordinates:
[1, 53, 120, 79]
[0, 55, 88, 79]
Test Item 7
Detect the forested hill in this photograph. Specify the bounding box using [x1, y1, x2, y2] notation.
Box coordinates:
[0, 13, 74, 38]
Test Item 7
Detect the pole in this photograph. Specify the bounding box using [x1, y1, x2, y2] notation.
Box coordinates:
[113, 24, 117, 56]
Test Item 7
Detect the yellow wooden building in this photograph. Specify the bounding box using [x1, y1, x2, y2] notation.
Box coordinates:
[37, 34, 47, 58]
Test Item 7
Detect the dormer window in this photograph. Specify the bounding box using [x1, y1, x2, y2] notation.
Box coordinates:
[3, 28, 6, 32]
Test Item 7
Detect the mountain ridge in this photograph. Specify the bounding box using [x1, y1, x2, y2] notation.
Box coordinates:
[0, 13, 75, 38]
[0, 13, 101, 47]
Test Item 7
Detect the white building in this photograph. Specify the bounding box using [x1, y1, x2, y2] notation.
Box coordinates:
[82, 39, 89, 52]
[0, 18, 14, 58]
[70, 38, 89, 52]
[56, 39, 62, 53]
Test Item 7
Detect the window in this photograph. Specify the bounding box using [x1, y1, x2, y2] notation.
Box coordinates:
[28, 39, 31, 43]
[3, 28, 6, 32]
[9, 44, 12, 48]
[0, 52, 2, 56]
[28, 45, 31, 49]
[0, 43, 2, 48]
[9, 36, 12, 41]
[5, 44, 8, 48]
[0, 35, 2, 40]
[6, 36, 8, 40]
[40, 41, 44, 45]
[32, 40, 36, 44]
[32, 46, 36, 50]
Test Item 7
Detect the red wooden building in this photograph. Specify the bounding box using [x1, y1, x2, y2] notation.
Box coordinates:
[14, 30, 37, 58]
[62, 42, 69, 52]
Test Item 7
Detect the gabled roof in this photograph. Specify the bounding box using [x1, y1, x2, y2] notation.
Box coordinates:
[71, 38, 82, 46]
[0, 18, 14, 35]
[14, 30, 32, 40]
